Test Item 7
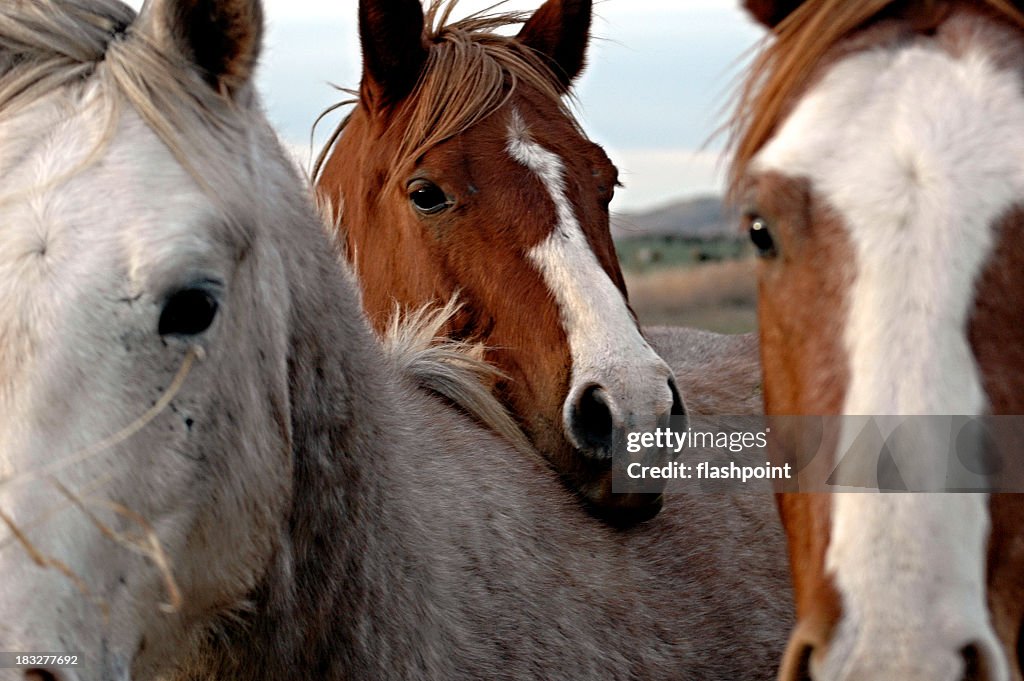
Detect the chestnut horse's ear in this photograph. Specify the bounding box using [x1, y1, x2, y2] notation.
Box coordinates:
[517, 0, 592, 92]
[359, 0, 429, 110]
[744, 0, 805, 28]
[135, 0, 263, 97]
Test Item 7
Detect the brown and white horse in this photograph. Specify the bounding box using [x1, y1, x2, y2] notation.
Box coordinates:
[314, 0, 763, 522]
[733, 1, 1024, 679]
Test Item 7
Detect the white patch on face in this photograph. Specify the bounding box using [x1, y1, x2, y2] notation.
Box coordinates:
[506, 109, 674, 442]
[754, 35, 1024, 680]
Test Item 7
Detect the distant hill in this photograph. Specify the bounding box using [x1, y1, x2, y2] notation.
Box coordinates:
[611, 195, 739, 241]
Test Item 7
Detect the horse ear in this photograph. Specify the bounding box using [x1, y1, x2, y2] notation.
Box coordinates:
[136, 0, 263, 97]
[517, 0, 592, 92]
[359, 0, 429, 110]
[744, 0, 805, 28]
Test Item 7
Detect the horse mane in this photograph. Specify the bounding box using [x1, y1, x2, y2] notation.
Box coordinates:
[0, 0, 256, 199]
[312, 0, 581, 183]
[0, 0, 131, 115]
[380, 297, 533, 454]
[727, 0, 1024, 195]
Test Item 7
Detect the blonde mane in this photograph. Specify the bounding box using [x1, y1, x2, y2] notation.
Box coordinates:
[380, 298, 533, 454]
[727, 0, 1024, 194]
[0, 0, 256, 199]
[312, 0, 580, 184]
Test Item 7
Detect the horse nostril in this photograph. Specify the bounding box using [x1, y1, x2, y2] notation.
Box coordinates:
[668, 377, 686, 417]
[1017, 615, 1024, 680]
[570, 384, 615, 452]
[960, 642, 994, 681]
[778, 639, 814, 681]
[25, 670, 58, 681]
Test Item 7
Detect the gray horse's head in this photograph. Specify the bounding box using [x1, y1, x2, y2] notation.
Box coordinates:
[0, 0, 310, 677]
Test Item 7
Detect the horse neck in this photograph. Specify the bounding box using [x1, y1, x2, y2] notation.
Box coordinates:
[184, 229, 458, 679]
[179, 234, 596, 678]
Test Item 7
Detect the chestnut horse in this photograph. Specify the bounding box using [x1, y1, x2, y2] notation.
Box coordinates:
[0, 0, 795, 678]
[315, 0, 762, 523]
[733, 1, 1024, 679]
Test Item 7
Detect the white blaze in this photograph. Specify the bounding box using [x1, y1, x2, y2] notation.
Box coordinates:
[505, 109, 673, 438]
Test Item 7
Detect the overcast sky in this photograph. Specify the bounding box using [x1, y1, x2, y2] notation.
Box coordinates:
[127, 1, 766, 211]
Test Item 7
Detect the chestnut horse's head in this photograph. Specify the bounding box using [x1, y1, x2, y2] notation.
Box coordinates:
[734, 1, 1024, 679]
[316, 0, 681, 523]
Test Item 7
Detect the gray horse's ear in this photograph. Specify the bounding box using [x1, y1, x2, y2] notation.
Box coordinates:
[359, 0, 429, 110]
[744, 0, 805, 28]
[517, 0, 591, 92]
[136, 0, 263, 96]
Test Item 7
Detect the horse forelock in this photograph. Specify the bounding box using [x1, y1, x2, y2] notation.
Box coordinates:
[313, 0, 580, 187]
[0, 0, 132, 105]
[727, 0, 1024, 198]
[0, 0, 274, 222]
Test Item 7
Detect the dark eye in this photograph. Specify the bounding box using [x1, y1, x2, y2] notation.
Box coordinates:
[594, 167, 619, 207]
[748, 215, 777, 258]
[159, 287, 219, 336]
[408, 180, 450, 215]
[597, 181, 617, 207]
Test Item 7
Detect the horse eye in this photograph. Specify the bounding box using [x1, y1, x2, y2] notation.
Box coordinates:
[748, 216, 777, 259]
[159, 287, 219, 337]
[409, 181, 450, 215]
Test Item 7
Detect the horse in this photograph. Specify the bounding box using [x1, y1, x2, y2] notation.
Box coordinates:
[314, 0, 762, 523]
[732, 1, 1024, 679]
[0, 1, 795, 679]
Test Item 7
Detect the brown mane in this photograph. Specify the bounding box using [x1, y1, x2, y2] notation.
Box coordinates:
[312, 0, 580, 184]
[727, 0, 1024, 194]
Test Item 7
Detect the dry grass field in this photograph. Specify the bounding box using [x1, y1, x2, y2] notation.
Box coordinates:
[624, 258, 757, 334]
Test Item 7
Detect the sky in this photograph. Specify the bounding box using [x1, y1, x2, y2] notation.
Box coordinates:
[126, 1, 767, 212]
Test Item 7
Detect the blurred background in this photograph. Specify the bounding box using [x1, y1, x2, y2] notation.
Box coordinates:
[128, 0, 767, 332]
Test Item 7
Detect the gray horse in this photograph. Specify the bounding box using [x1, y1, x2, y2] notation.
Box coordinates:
[0, 1, 790, 679]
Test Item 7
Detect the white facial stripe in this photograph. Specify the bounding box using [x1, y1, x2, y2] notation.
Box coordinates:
[755, 39, 1024, 679]
[824, 495, 997, 680]
[506, 109, 672, 431]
